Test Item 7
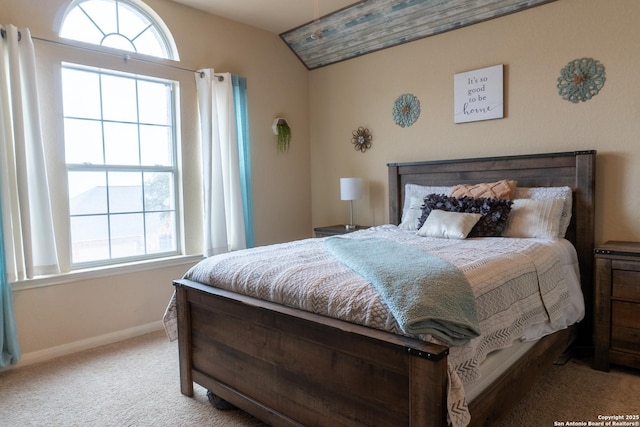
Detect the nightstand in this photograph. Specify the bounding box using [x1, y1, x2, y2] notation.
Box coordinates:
[313, 225, 368, 238]
[593, 241, 640, 371]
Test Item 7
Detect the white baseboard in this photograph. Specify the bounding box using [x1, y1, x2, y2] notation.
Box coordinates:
[9, 321, 165, 370]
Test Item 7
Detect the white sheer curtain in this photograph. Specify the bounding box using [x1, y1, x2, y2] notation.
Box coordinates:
[0, 25, 59, 281]
[195, 69, 246, 256]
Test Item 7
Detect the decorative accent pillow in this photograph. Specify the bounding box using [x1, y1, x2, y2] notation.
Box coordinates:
[502, 198, 564, 239]
[417, 194, 513, 237]
[416, 210, 482, 239]
[450, 179, 517, 200]
[514, 186, 572, 238]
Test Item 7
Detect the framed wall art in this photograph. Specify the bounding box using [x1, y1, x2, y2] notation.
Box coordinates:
[454, 64, 504, 124]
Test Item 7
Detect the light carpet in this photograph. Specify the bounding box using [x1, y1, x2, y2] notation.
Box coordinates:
[1, 331, 638, 426]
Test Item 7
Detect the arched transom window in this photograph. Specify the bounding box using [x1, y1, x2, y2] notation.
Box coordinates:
[59, 0, 178, 60]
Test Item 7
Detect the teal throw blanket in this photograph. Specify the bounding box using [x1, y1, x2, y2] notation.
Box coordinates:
[324, 237, 480, 346]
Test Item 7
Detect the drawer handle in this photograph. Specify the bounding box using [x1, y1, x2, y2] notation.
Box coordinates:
[595, 249, 612, 254]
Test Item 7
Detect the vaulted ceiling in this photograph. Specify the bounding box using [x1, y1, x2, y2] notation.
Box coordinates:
[169, 0, 557, 70]
[167, 0, 360, 34]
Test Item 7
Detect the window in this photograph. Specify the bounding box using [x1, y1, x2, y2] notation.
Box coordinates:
[62, 65, 178, 266]
[59, 0, 178, 60]
[58, 0, 181, 268]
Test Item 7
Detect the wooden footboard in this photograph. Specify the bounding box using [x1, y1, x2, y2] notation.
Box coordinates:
[175, 279, 450, 427]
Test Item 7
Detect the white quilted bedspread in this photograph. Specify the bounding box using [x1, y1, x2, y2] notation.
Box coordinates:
[163, 225, 583, 427]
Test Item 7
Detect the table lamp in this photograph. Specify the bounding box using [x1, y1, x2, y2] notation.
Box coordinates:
[340, 177, 362, 230]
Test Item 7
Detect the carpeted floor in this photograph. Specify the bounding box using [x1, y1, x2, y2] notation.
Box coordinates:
[497, 352, 640, 426]
[0, 331, 265, 427]
[1, 331, 638, 426]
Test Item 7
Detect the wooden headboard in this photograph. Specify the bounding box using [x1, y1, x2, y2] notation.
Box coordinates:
[387, 150, 596, 343]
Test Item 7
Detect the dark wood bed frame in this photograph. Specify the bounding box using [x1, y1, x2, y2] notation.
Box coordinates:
[174, 150, 596, 427]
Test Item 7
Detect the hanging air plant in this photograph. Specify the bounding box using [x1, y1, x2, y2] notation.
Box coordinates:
[272, 118, 291, 153]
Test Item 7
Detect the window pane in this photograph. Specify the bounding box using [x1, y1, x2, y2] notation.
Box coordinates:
[146, 211, 176, 253]
[64, 119, 104, 164]
[59, 8, 104, 45]
[102, 34, 136, 52]
[108, 171, 142, 213]
[140, 125, 171, 166]
[134, 27, 169, 59]
[71, 215, 110, 263]
[118, 3, 150, 41]
[68, 171, 107, 215]
[110, 213, 145, 257]
[144, 172, 173, 211]
[104, 122, 139, 165]
[102, 74, 138, 122]
[62, 68, 101, 119]
[80, 0, 117, 35]
[138, 80, 170, 125]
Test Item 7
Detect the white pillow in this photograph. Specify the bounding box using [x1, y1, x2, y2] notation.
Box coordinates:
[401, 184, 452, 228]
[503, 198, 564, 239]
[399, 196, 424, 230]
[514, 187, 572, 238]
[416, 210, 481, 239]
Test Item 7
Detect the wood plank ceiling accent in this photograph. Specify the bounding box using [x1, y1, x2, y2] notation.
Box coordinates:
[280, 0, 557, 70]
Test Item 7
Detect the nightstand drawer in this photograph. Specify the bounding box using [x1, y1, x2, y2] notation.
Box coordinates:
[612, 259, 640, 271]
[612, 301, 640, 329]
[612, 270, 640, 301]
[612, 325, 640, 353]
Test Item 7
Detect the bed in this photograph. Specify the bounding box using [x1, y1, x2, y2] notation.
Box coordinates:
[164, 150, 595, 427]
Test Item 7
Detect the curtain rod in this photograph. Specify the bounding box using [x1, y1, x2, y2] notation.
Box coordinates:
[30, 34, 224, 81]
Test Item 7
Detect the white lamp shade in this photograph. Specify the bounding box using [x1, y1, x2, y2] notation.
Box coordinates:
[340, 177, 362, 201]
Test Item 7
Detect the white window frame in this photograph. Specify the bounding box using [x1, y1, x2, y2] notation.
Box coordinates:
[62, 63, 181, 268]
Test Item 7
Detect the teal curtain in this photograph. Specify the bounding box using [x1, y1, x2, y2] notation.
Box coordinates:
[231, 75, 254, 248]
[0, 196, 21, 368]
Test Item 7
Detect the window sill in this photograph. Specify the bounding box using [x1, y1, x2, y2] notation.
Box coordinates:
[11, 254, 204, 292]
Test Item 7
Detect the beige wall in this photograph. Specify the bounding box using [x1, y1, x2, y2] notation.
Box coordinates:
[4, 0, 639, 365]
[309, 0, 640, 246]
[3, 0, 311, 363]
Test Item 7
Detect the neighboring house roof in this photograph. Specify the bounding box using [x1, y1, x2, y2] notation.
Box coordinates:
[70, 185, 143, 215]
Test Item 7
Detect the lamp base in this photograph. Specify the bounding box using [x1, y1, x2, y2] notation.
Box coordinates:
[345, 224, 357, 230]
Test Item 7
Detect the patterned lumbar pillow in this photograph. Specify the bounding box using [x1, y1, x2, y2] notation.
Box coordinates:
[450, 179, 517, 200]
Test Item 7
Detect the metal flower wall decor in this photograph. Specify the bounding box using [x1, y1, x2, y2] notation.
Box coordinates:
[351, 126, 373, 152]
[557, 57, 606, 103]
[392, 93, 421, 127]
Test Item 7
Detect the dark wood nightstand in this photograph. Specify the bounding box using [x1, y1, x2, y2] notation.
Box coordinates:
[313, 225, 369, 238]
[594, 241, 640, 371]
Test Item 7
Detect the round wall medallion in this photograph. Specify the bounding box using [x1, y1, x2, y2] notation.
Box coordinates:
[351, 126, 373, 152]
[392, 93, 421, 127]
[557, 57, 606, 103]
